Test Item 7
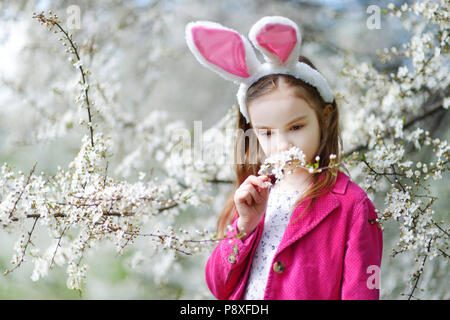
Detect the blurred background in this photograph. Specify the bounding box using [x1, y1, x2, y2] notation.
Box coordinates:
[0, 0, 448, 299]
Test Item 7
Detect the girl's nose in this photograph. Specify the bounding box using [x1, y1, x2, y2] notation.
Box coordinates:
[277, 136, 294, 153]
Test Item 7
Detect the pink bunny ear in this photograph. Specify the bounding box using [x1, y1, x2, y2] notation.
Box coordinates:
[249, 16, 302, 66]
[192, 26, 249, 77]
[186, 21, 260, 84]
[256, 24, 297, 63]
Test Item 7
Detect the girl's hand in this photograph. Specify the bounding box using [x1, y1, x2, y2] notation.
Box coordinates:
[234, 175, 271, 238]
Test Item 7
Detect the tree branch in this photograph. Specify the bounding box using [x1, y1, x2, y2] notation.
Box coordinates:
[345, 100, 446, 156]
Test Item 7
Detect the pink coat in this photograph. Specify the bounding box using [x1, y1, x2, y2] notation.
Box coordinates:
[205, 171, 383, 300]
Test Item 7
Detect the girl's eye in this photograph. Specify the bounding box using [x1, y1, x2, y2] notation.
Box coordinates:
[291, 124, 303, 131]
[261, 125, 302, 137]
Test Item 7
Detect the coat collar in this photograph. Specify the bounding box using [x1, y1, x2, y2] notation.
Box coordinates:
[330, 171, 350, 194]
[272, 171, 350, 256]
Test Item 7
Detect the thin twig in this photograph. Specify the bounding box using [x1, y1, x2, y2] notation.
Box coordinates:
[50, 223, 71, 269]
[33, 12, 95, 147]
[4, 217, 39, 276]
[8, 162, 38, 220]
[407, 238, 433, 300]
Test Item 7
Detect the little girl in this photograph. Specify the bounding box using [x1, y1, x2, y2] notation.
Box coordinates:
[185, 16, 383, 300]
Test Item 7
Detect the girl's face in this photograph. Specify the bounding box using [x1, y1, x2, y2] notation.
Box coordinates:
[248, 78, 321, 165]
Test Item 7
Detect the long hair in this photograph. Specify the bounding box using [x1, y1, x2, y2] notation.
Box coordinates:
[216, 55, 343, 239]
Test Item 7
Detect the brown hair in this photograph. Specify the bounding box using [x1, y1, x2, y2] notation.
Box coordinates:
[216, 55, 343, 239]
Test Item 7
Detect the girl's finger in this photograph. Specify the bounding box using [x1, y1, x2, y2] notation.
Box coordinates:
[246, 175, 269, 190]
[236, 189, 252, 206]
[235, 190, 250, 205]
[245, 184, 263, 203]
[245, 194, 252, 206]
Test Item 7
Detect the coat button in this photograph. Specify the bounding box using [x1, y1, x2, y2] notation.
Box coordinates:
[228, 254, 236, 264]
[232, 245, 239, 255]
[273, 261, 285, 274]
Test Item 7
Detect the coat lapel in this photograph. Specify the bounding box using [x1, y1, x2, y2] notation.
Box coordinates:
[275, 193, 339, 255]
[275, 172, 349, 256]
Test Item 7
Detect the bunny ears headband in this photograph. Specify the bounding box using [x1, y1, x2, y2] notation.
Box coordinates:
[185, 16, 334, 124]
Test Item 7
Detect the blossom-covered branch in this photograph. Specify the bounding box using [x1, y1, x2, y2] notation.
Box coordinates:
[258, 146, 339, 184]
[0, 11, 241, 294]
[339, 0, 449, 299]
[33, 11, 95, 147]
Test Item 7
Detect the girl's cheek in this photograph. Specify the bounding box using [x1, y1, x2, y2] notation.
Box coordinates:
[295, 128, 320, 163]
[257, 139, 271, 156]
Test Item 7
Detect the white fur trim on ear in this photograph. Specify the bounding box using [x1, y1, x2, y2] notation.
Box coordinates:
[237, 83, 250, 124]
[185, 21, 261, 85]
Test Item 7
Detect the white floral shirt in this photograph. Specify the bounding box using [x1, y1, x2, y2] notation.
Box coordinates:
[243, 186, 301, 300]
